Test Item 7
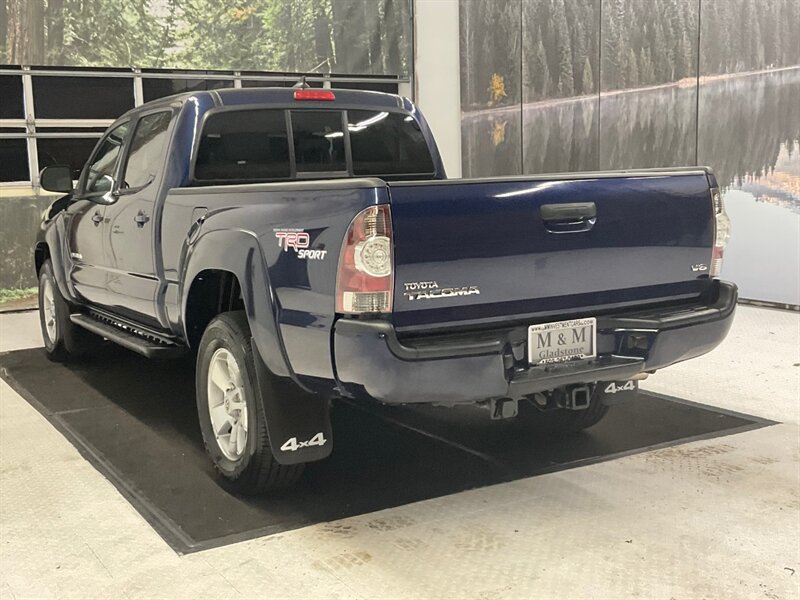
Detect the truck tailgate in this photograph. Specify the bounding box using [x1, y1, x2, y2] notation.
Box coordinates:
[388, 171, 715, 332]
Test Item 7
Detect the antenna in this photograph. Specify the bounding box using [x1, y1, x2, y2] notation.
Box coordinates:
[293, 76, 310, 89]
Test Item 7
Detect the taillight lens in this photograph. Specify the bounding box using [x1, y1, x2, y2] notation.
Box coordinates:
[336, 205, 393, 314]
[710, 187, 731, 278]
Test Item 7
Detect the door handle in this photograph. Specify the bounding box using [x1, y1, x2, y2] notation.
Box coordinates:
[541, 202, 596, 233]
[92, 211, 103, 226]
[134, 210, 150, 228]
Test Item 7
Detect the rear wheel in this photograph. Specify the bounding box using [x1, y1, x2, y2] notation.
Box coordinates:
[520, 390, 609, 435]
[38, 260, 100, 361]
[196, 311, 304, 494]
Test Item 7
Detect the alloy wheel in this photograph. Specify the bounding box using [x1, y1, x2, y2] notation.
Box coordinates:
[206, 347, 249, 461]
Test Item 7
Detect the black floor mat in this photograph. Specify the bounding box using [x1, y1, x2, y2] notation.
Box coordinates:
[0, 347, 772, 554]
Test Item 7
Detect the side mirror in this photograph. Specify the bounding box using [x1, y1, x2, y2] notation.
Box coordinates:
[40, 166, 74, 193]
[80, 174, 119, 204]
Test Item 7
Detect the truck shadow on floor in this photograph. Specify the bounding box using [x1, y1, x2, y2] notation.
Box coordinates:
[0, 345, 772, 554]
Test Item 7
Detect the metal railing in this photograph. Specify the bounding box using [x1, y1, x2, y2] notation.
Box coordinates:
[0, 66, 408, 189]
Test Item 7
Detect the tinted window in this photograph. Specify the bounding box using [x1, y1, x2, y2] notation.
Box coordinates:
[0, 139, 29, 182]
[123, 112, 172, 189]
[291, 111, 346, 173]
[331, 80, 398, 93]
[38, 138, 103, 180]
[142, 77, 233, 102]
[195, 110, 290, 182]
[241, 79, 310, 88]
[348, 111, 434, 177]
[33, 76, 134, 119]
[85, 123, 128, 194]
[0, 76, 24, 118]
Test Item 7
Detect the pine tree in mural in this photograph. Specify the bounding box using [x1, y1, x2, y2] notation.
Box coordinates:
[460, 0, 800, 183]
[639, 48, 655, 86]
[624, 47, 638, 88]
[460, 0, 800, 110]
[581, 57, 594, 94]
[3, 0, 799, 79]
[0, 0, 412, 74]
[554, 0, 574, 96]
[527, 36, 549, 100]
[572, 21, 589, 94]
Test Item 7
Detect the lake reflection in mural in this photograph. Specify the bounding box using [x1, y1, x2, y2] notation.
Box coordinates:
[460, 0, 800, 306]
[700, 70, 800, 305]
[461, 69, 800, 305]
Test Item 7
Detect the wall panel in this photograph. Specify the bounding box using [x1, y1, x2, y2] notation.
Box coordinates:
[522, 0, 600, 174]
[459, 0, 523, 177]
[459, 0, 800, 305]
[598, 0, 699, 170]
[1, 0, 412, 76]
[697, 0, 800, 305]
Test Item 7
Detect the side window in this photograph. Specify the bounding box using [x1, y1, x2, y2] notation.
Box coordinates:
[348, 111, 435, 177]
[195, 109, 290, 182]
[122, 111, 172, 190]
[84, 122, 128, 194]
[290, 111, 346, 173]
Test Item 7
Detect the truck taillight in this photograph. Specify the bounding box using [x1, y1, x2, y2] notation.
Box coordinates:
[336, 205, 393, 314]
[710, 188, 731, 278]
[293, 89, 335, 101]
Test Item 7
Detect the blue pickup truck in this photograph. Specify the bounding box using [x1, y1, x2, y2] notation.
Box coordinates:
[35, 86, 736, 493]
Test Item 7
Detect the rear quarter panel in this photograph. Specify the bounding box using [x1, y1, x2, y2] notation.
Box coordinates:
[162, 181, 389, 390]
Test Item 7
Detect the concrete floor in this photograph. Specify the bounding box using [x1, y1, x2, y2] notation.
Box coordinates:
[0, 306, 798, 600]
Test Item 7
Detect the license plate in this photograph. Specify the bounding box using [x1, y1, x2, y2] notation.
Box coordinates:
[528, 317, 596, 366]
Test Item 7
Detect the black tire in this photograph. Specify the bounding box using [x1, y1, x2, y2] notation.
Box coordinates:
[196, 311, 304, 494]
[520, 391, 609, 435]
[38, 260, 100, 362]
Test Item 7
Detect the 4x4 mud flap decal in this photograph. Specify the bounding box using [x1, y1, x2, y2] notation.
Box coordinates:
[595, 379, 639, 405]
[252, 340, 332, 465]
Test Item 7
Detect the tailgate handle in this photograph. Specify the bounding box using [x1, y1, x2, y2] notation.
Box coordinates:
[541, 202, 596, 221]
[541, 202, 596, 233]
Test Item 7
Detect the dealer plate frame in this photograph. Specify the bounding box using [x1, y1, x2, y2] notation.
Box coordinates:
[528, 317, 597, 366]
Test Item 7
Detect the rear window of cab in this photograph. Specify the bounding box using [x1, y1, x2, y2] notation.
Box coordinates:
[193, 108, 435, 184]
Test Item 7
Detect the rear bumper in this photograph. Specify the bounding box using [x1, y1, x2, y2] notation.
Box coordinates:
[333, 280, 737, 404]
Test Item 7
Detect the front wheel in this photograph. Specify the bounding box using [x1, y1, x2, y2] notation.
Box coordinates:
[38, 260, 100, 361]
[195, 311, 304, 494]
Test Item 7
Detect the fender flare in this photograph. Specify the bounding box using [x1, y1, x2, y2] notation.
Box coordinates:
[38, 216, 78, 303]
[181, 227, 293, 380]
[181, 227, 332, 465]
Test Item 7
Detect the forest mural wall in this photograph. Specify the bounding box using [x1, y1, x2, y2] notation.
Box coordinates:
[460, 0, 800, 306]
[0, 0, 411, 75]
[0, 0, 411, 293]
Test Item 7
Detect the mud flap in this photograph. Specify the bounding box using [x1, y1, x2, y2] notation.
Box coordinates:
[252, 340, 332, 465]
[595, 379, 639, 406]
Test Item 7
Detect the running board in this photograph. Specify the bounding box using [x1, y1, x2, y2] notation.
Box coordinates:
[69, 314, 186, 359]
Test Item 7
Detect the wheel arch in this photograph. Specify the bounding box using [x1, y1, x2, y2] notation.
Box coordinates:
[182, 228, 331, 466]
[180, 228, 295, 382]
[35, 218, 76, 303]
[34, 242, 50, 276]
[184, 268, 245, 349]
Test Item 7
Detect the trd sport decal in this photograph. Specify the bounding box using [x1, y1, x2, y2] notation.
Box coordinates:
[274, 228, 327, 260]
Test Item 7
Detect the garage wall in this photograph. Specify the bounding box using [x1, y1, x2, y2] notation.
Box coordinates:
[1, 0, 412, 76]
[459, 0, 800, 306]
[413, 0, 462, 178]
[0, 0, 414, 293]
